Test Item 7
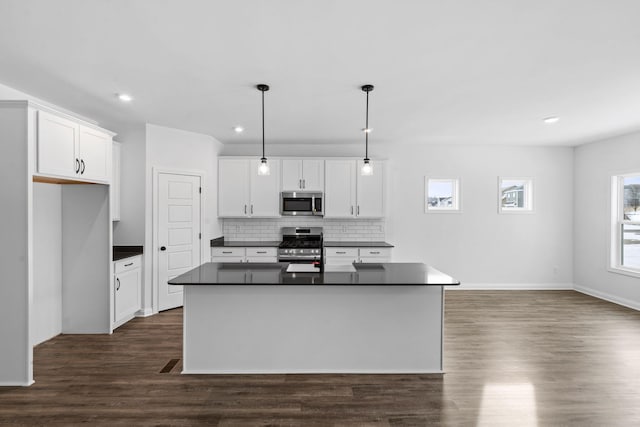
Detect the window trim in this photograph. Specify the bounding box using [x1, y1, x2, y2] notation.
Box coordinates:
[609, 172, 640, 278]
[424, 177, 462, 213]
[498, 177, 534, 214]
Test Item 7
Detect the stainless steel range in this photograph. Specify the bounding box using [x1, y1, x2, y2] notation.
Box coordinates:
[278, 227, 323, 271]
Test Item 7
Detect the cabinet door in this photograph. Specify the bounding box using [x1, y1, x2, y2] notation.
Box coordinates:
[111, 142, 121, 221]
[37, 110, 79, 178]
[250, 159, 280, 217]
[324, 160, 356, 218]
[218, 159, 250, 217]
[114, 268, 141, 323]
[356, 160, 385, 218]
[358, 256, 391, 263]
[281, 159, 302, 191]
[324, 256, 357, 266]
[302, 160, 324, 191]
[245, 256, 278, 263]
[212, 256, 245, 263]
[78, 126, 111, 182]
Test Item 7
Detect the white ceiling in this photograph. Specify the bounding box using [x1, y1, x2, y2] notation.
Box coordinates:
[1, 0, 640, 146]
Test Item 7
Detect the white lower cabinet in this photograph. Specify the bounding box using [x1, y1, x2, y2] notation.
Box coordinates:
[324, 247, 392, 264]
[113, 255, 142, 328]
[211, 247, 278, 263]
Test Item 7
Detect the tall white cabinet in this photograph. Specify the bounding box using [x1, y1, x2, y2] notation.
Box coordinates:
[0, 101, 115, 387]
[325, 160, 385, 218]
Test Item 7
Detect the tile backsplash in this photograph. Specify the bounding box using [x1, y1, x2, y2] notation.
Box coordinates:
[223, 217, 386, 242]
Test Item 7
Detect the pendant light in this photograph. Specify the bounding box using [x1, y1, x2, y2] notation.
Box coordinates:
[257, 84, 270, 175]
[361, 84, 374, 176]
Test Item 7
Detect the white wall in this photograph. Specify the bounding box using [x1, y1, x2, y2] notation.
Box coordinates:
[574, 132, 640, 310]
[145, 124, 224, 312]
[113, 124, 146, 245]
[32, 183, 62, 345]
[223, 142, 574, 288]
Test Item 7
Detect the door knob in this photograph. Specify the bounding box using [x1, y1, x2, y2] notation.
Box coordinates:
[160, 246, 167, 251]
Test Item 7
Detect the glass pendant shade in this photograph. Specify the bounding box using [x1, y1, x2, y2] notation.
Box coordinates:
[258, 158, 270, 176]
[361, 159, 373, 176]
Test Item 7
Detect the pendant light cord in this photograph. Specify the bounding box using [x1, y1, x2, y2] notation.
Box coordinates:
[261, 89, 266, 160]
[365, 89, 369, 159]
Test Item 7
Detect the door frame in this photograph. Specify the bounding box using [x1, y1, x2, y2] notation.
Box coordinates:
[152, 168, 206, 313]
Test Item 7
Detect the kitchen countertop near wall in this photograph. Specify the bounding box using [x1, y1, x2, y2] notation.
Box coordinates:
[323, 241, 394, 248]
[210, 237, 280, 247]
[113, 245, 144, 261]
[211, 237, 393, 248]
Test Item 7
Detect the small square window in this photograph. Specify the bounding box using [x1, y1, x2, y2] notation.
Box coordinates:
[425, 178, 460, 212]
[498, 177, 533, 213]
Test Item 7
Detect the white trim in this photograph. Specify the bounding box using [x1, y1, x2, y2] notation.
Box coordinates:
[445, 282, 573, 290]
[0, 380, 35, 387]
[574, 285, 640, 312]
[607, 266, 640, 279]
[498, 176, 534, 214]
[609, 172, 640, 275]
[181, 369, 444, 375]
[152, 168, 206, 313]
[135, 307, 154, 317]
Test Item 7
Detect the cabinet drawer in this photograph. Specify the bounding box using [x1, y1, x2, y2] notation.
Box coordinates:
[114, 255, 142, 274]
[212, 256, 245, 263]
[245, 256, 278, 263]
[211, 247, 246, 257]
[359, 248, 392, 258]
[325, 247, 358, 258]
[246, 247, 278, 257]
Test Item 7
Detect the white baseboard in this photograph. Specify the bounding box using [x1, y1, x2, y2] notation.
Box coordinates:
[0, 380, 34, 387]
[445, 282, 574, 291]
[181, 369, 444, 375]
[135, 307, 154, 317]
[574, 285, 640, 312]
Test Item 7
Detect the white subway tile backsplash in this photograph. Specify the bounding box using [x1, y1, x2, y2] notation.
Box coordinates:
[223, 217, 386, 242]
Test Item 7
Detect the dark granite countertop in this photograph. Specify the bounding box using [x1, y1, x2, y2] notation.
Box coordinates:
[113, 245, 143, 261]
[168, 262, 459, 286]
[211, 237, 281, 247]
[324, 241, 394, 248]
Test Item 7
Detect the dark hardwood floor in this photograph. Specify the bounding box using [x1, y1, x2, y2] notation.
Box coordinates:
[1, 290, 640, 426]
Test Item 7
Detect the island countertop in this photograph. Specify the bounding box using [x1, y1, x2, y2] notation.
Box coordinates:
[168, 262, 460, 286]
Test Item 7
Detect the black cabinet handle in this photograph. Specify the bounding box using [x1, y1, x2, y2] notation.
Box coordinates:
[370, 251, 380, 254]
[80, 159, 85, 174]
[124, 262, 133, 267]
[75, 158, 80, 173]
[116, 278, 120, 291]
[256, 251, 267, 254]
[160, 246, 167, 251]
[336, 251, 346, 254]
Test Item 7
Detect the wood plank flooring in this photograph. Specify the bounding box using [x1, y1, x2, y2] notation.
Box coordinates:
[1, 290, 640, 426]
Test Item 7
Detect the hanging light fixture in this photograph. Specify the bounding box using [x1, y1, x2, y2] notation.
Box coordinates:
[361, 84, 374, 176]
[257, 84, 270, 175]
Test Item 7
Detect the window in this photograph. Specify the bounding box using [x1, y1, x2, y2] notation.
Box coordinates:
[498, 177, 533, 213]
[425, 178, 460, 212]
[611, 173, 640, 275]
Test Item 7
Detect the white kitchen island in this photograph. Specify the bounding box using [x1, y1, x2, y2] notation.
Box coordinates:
[169, 262, 460, 374]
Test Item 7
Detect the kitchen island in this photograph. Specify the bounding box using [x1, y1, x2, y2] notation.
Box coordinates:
[169, 262, 459, 374]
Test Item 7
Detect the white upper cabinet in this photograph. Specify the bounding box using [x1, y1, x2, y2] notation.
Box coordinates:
[218, 159, 250, 217]
[281, 159, 324, 191]
[324, 160, 356, 218]
[36, 110, 112, 183]
[78, 126, 111, 182]
[325, 160, 385, 218]
[250, 159, 280, 217]
[356, 160, 385, 217]
[37, 111, 79, 178]
[218, 158, 281, 218]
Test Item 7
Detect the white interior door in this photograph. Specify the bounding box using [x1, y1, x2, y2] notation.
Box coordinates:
[158, 173, 202, 311]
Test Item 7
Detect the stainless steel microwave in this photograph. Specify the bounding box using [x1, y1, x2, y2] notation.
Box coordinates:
[281, 192, 323, 216]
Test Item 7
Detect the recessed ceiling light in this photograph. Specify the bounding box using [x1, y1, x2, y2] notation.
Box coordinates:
[233, 126, 244, 133]
[117, 93, 133, 102]
[543, 116, 559, 124]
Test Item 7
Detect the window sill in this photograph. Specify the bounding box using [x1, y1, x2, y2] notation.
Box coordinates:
[607, 266, 640, 279]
